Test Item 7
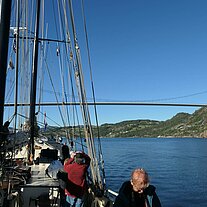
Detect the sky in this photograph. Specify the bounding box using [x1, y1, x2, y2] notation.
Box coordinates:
[4, 0, 207, 126]
[80, 0, 207, 124]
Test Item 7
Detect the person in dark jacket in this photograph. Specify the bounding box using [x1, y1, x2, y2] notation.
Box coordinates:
[113, 168, 161, 207]
[64, 151, 91, 207]
[61, 144, 69, 164]
[1, 121, 10, 145]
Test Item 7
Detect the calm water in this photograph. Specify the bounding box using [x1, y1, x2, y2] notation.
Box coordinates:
[100, 138, 207, 207]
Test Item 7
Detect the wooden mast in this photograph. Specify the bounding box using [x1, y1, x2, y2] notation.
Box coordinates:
[28, 0, 41, 160]
[0, 0, 12, 140]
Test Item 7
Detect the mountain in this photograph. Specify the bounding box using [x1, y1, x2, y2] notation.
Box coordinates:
[98, 107, 207, 138]
[42, 107, 207, 138]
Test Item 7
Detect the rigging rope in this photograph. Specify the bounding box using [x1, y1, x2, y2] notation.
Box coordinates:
[68, 0, 103, 190]
[57, 0, 71, 129]
[62, 0, 83, 147]
[37, 0, 45, 115]
[81, 0, 107, 190]
[41, 48, 66, 126]
[54, 0, 84, 149]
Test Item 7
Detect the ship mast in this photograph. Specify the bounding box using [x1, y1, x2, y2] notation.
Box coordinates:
[28, 0, 41, 160]
[0, 0, 12, 142]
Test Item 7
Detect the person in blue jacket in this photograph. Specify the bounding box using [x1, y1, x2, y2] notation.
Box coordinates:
[113, 168, 161, 207]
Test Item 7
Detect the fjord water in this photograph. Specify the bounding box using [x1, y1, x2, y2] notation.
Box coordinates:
[101, 138, 207, 207]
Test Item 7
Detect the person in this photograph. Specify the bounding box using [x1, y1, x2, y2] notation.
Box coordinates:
[113, 168, 162, 207]
[64, 151, 91, 207]
[61, 143, 69, 164]
[45, 159, 63, 178]
[1, 121, 10, 145]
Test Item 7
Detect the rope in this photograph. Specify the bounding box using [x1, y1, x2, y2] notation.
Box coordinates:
[52, 0, 85, 149]
[39, 111, 62, 127]
[41, 47, 66, 126]
[37, 0, 45, 114]
[51, 0, 71, 132]
[68, 0, 103, 189]
[81, 0, 107, 191]
[62, 0, 83, 147]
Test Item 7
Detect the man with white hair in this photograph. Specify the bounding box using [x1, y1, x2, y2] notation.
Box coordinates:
[114, 168, 162, 207]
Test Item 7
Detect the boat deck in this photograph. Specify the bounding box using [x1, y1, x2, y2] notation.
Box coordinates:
[1, 140, 63, 207]
[20, 163, 60, 207]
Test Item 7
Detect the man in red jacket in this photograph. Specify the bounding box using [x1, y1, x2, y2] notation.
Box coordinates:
[64, 151, 91, 207]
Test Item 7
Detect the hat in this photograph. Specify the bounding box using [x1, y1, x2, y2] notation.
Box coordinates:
[74, 153, 84, 164]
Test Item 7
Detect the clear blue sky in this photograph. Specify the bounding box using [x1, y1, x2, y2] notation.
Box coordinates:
[5, 0, 207, 126]
[78, 0, 207, 124]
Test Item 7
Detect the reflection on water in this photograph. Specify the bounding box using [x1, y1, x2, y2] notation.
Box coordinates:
[101, 138, 207, 207]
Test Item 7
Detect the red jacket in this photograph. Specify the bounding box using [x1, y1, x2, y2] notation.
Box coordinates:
[64, 153, 90, 198]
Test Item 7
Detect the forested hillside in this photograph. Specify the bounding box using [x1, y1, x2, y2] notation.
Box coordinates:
[42, 107, 207, 138]
[99, 107, 207, 138]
